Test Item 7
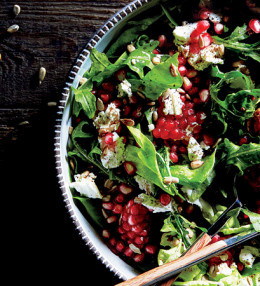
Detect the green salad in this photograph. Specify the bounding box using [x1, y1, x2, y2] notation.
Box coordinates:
[68, 0, 260, 284]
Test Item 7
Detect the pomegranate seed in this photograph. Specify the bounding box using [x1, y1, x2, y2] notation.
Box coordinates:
[102, 202, 114, 210]
[113, 204, 123, 214]
[199, 89, 210, 102]
[100, 93, 110, 103]
[116, 241, 125, 252]
[107, 216, 117, 224]
[130, 204, 140, 215]
[118, 227, 125, 234]
[186, 204, 195, 214]
[161, 129, 169, 140]
[102, 82, 114, 92]
[115, 69, 126, 81]
[192, 77, 200, 84]
[127, 231, 137, 239]
[179, 118, 188, 129]
[199, 33, 212, 48]
[196, 111, 207, 123]
[203, 133, 215, 145]
[197, 20, 210, 33]
[214, 23, 224, 34]
[119, 183, 133, 195]
[145, 245, 157, 255]
[237, 262, 244, 272]
[193, 125, 202, 134]
[182, 77, 192, 91]
[177, 55, 186, 65]
[183, 108, 195, 117]
[115, 193, 125, 203]
[132, 225, 143, 233]
[188, 87, 199, 96]
[115, 124, 122, 134]
[153, 128, 161, 138]
[129, 95, 138, 104]
[102, 229, 110, 239]
[122, 222, 131, 232]
[186, 69, 198, 78]
[198, 8, 210, 20]
[178, 65, 187, 76]
[123, 105, 131, 116]
[104, 132, 114, 145]
[134, 236, 144, 245]
[133, 253, 145, 263]
[190, 29, 200, 44]
[239, 136, 248, 145]
[170, 152, 179, 163]
[244, 213, 249, 219]
[132, 108, 142, 118]
[152, 48, 160, 54]
[128, 215, 138, 226]
[124, 161, 136, 175]
[158, 34, 167, 48]
[211, 234, 220, 244]
[190, 43, 201, 54]
[111, 99, 122, 108]
[160, 194, 171, 206]
[140, 230, 148, 237]
[187, 115, 197, 124]
[109, 237, 117, 246]
[249, 19, 260, 34]
[179, 146, 187, 153]
[126, 199, 134, 208]
[124, 247, 134, 257]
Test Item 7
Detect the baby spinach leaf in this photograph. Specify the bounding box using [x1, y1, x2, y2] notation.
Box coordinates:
[125, 127, 176, 195]
[241, 209, 260, 232]
[221, 138, 260, 174]
[71, 87, 96, 119]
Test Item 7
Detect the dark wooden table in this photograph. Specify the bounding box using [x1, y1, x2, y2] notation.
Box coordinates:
[0, 1, 131, 284]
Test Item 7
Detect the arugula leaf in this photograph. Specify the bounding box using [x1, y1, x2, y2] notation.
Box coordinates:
[241, 209, 260, 232]
[125, 127, 177, 195]
[160, 4, 178, 26]
[212, 24, 260, 62]
[220, 139, 260, 175]
[71, 87, 96, 119]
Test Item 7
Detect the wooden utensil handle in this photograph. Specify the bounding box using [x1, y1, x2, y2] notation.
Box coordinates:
[159, 233, 212, 286]
[115, 239, 227, 286]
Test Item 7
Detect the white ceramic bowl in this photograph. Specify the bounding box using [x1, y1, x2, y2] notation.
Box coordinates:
[54, 0, 161, 281]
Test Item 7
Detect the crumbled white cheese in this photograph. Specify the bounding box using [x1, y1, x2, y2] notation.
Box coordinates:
[188, 44, 225, 71]
[209, 12, 222, 23]
[118, 79, 132, 98]
[148, 124, 155, 132]
[208, 263, 232, 279]
[200, 141, 211, 150]
[173, 23, 198, 45]
[101, 137, 126, 169]
[188, 137, 204, 161]
[137, 193, 173, 213]
[178, 45, 190, 58]
[239, 246, 260, 268]
[162, 89, 184, 116]
[70, 173, 102, 199]
[93, 103, 120, 133]
[134, 175, 155, 195]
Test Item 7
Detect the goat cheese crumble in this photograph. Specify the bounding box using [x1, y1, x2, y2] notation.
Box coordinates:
[70, 172, 102, 199]
[118, 79, 133, 98]
[134, 175, 155, 195]
[173, 23, 198, 45]
[188, 137, 204, 161]
[162, 89, 184, 116]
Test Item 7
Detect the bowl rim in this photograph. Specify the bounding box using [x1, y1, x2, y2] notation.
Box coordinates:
[54, 0, 155, 281]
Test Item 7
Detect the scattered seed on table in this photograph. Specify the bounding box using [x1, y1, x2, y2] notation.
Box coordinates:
[39, 67, 46, 84]
[7, 24, 19, 33]
[13, 4, 21, 16]
[47, 101, 57, 107]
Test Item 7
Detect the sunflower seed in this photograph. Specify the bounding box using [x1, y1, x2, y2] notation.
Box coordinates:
[190, 160, 204, 169]
[169, 63, 178, 77]
[164, 176, 179, 184]
[120, 118, 135, 126]
[97, 98, 104, 111]
[39, 67, 46, 84]
[13, 5, 21, 16]
[7, 24, 19, 33]
[127, 44, 135, 53]
[47, 101, 57, 107]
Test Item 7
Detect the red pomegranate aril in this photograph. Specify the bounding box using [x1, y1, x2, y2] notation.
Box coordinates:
[199, 33, 212, 49]
[211, 234, 220, 244]
[199, 89, 210, 102]
[237, 262, 244, 272]
[170, 152, 179, 163]
[197, 111, 207, 124]
[186, 204, 195, 215]
[178, 55, 186, 65]
[124, 161, 136, 175]
[133, 253, 145, 263]
[158, 34, 167, 48]
[197, 20, 210, 33]
[198, 8, 210, 20]
[187, 115, 197, 124]
[115, 193, 125, 203]
[122, 222, 131, 232]
[178, 65, 187, 76]
[214, 23, 224, 34]
[190, 29, 200, 44]
[193, 125, 202, 134]
[157, 117, 167, 128]
[249, 19, 260, 34]
[132, 225, 143, 234]
[104, 132, 114, 145]
[116, 241, 125, 252]
[107, 216, 117, 224]
[145, 245, 157, 255]
[180, 95, 186, 102]
[153, 128, 161, 138]
[119, 183, 133, 195]
[190, 43, 201, 54]
[153, 48, 160, 54]
[102, 82, 114, 92]
[185, 101, 195, 109]
[186, 69, 198, 78]
[102, 229, 110, 239]
[161, 129, 169, 140]
[124, 247, 134, 257]
[100, 93, 111, 103]
[130, 204, 141, 215]
[128, 215, 138, 226]
[115, 69, 126, 81]
[129, 95, 138, 104]
[239, 136, 248, 145]
[113, 204, 123, 214]
[183, 77, 192, 91]
[179, 118, 188, 129]
[111, 99, 122, 108]
[127, 231, 137, 239]
[172, 128, 182, 139]
[203, 133, 215, 146]
[109, 237, 117, 246]
[134, 236, 144, 245]
[192, 76, 200, 84]
[102, 202, 114, 210]
[132, 108, 142, 119]
[183, 108, 195, 117]
[160, 193, 171, 206]
[189, 87, 199, 96]
[140, 230, 148, 237]
[123, 105, 131, 116]
[179, 146, 187, 154]
[115, 124, 122, 134]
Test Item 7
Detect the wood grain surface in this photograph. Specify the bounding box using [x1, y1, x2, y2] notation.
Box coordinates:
[0, 1, 130, 285]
